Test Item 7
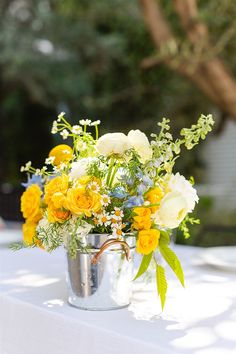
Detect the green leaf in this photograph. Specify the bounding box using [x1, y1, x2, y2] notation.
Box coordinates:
[9, 242, 25, 251]
[156, 264, 168, 310]
[159, 230, 170, 245]
[133, 252, 153, 281]
[159, 245, 185, 287]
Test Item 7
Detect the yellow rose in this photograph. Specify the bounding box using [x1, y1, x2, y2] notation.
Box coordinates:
[47, 205, 71, 223]
[50, 192, 67, 209]
[133, 207, 152, 230]
[146, 187, 163, 213]
[75, 175, 101, 188]
[66, 186, 101, 217]
[77, 175, 91, 185]
[21, 184, 42, 222]
[22, 222, 44, 248]
[44, 175, 69, 205]
[49, 144, 73, 166]
[136, 229, 160, 255]
[22, 221, 36, 245]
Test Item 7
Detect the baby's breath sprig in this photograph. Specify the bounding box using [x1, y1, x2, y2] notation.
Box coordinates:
[20, 161, 53, 177]
[51, 112, 73, 136]
[51, 113, 101, 158]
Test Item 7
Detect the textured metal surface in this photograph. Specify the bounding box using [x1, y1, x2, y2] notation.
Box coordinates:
[66, 234, 135, 310]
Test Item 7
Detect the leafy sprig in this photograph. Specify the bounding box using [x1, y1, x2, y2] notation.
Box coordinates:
[179, 215, 200, 239]
[150, 114, 214, 174]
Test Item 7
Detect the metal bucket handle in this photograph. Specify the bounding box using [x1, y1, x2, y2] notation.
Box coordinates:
[91, 238, 131, 265]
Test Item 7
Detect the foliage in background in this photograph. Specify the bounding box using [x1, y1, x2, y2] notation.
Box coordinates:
[0, 1, 236, 181]
[177, 196, 236, 247]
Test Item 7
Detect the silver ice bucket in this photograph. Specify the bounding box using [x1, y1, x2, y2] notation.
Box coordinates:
[66, 234, 135, 310]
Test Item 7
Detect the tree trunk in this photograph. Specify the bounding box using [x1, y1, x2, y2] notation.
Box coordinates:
[140, 0, 236, 121]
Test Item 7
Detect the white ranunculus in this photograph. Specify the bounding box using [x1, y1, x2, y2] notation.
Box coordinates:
[96, 133, 131, 157]
[127, 129, 152, 163]
[155, 191, 188, 229]
[167, 173, 199, 212]
[69, 158, 97, 179]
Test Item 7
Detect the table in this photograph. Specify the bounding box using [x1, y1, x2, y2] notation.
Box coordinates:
[0, 233, 236, 354]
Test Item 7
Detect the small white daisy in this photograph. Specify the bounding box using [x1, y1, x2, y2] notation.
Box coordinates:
[93, 216, 100, 227]
[112, 207, 124, 218]
[79, 119, 91, 126]
[110, 214, 122, 224]
[101, 194, 111, 206]
[112, 224, 124, 238]
[53, 166, 59, 173]
[76, 140, 87, 151]
[51, 121, 58, 134]
[72, 125, 82, 135]
[97, 213, 111, 227]
[35, 169, 41, 176]
[59, 163, 67, 170]
[45, 156, 55, 165]
[60, 129, 69, 140]
[88, 181, 100, 193]
[24, 161, 32, 171]
[90, 120, 101, 126]
[57, 112, 65, 122]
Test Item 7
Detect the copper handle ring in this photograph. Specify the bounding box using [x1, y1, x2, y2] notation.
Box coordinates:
[91, 238, 131, 265]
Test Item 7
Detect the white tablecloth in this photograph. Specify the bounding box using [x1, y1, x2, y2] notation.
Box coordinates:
[0, 234, 236, 354]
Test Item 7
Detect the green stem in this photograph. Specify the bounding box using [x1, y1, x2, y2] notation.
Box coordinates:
[73, 137, 80, 158]
[95, 125, 99, 140]
[106, 158, 115, 186]
[133, 202, 160, 209]
[109, 162, 119, 187]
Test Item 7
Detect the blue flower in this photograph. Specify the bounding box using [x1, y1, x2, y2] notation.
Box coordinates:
[148, 158, 162, 169]
[21, 174, 44, 190]
[124, 196, 144, 208]
[110, 187, 129, 199]
[142, 175, 154, 187]
[119, 174, 134, 186]
[136, 170, 143, 179]
[137, 183, 147, 195]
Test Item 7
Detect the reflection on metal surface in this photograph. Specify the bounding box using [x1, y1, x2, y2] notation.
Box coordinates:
[66, 234, 135, 310]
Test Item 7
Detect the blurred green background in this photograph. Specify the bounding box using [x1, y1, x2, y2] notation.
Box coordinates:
[0, 0, 236, 245]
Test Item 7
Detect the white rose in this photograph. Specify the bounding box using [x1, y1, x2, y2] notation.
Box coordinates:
[96, 133, 131, 157]
[127, 129, 152, 163]
[155, 191, 188, 229]
[70, 158, 97, 179]
[167, 173, 199, 212]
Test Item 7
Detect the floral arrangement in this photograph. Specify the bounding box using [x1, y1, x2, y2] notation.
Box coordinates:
[18, 113, 214, 309]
